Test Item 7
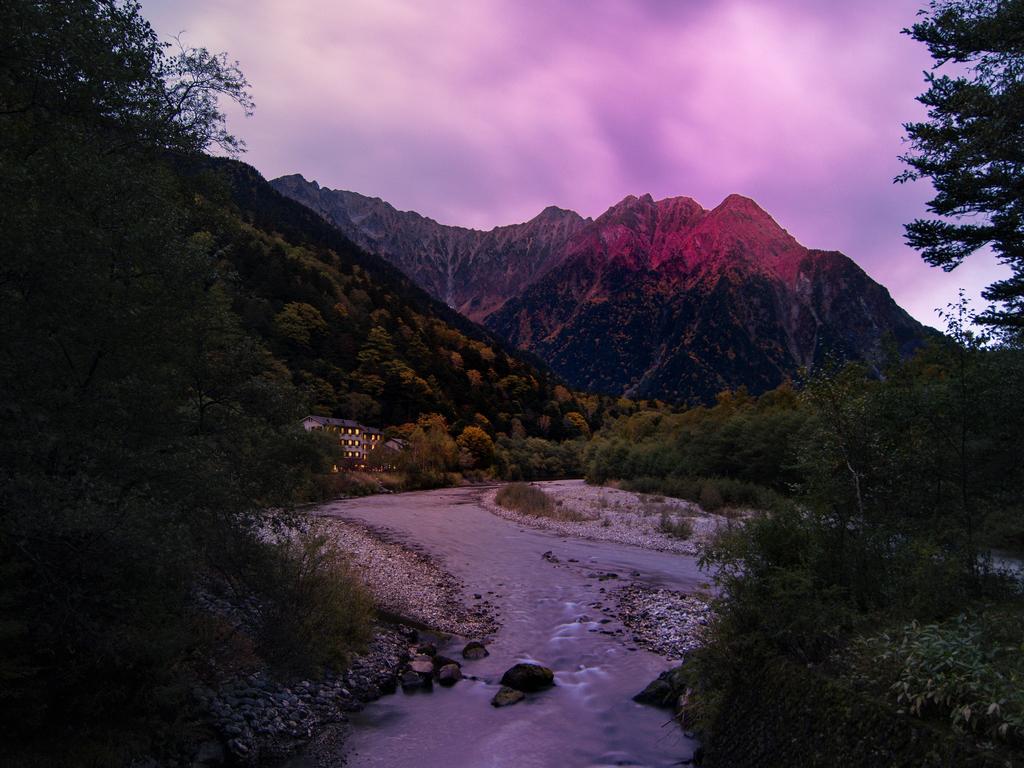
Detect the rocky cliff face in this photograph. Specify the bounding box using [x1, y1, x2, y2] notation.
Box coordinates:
[273, 176, 927, 403]
[271, 174, 587, 320]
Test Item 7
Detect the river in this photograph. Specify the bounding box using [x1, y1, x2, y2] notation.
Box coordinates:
[304, 481, 706, 767]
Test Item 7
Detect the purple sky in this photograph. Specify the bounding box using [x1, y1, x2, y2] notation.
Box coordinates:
[142, 0, 1009, 329]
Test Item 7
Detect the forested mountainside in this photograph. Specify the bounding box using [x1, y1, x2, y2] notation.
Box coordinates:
[274, 178, 928, 404]
[195, 159, 591, 437]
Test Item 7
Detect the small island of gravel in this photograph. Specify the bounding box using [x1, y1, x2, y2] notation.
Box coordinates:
[481, 478, 740, 554]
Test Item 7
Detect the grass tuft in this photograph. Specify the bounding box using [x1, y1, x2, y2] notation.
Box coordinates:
[495, 483, 591, 521]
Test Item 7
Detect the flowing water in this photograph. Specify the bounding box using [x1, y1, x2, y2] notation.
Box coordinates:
[311, 481, 706, 767]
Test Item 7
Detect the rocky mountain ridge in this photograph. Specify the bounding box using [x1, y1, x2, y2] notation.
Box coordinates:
[272, 175, 928, 403]
[271, 175, 588, 320]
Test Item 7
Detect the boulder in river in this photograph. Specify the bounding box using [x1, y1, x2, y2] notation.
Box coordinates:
[432, 654, 461, 673]
[400, 669, 432, 692]
[408, 656, 435, 675]
[491, 686, 525, 707]
[633, 664, 688, 708]
[500, 663, 555, 692]
[462, 641, 489, 660]
[416, 642, 437, 656]
[438, 664, 462, 686]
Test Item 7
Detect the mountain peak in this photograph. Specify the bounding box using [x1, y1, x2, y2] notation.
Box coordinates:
[534, 204, 581, 222]
[275, 172, 319, 191]
[712, 193, 776, 221]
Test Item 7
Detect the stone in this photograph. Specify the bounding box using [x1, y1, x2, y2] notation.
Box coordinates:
[432, 654, 461, 672]
[633, 665, 688, 708]
[400, 669, 432, 692]
[438, 663, 462, 686]
[499, 663, 555, 692]
[416, 642, 437, 656]
[633, 678, 674, 707]
[491, 686, 525, 707]
[409, 657, 434, 675]
[462, 640, 489, 660]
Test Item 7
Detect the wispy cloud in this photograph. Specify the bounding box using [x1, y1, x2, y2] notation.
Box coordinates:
[142, 0, 1010, 327]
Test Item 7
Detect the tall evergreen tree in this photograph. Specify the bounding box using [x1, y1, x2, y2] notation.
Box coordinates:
[899, 0, 1024, 331]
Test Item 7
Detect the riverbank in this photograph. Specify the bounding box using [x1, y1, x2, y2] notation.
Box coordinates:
[481, 479, 734, 554]
[314, 517, 499, 638]
[196, 514, 497, 766]
[615, 584, 713, 660]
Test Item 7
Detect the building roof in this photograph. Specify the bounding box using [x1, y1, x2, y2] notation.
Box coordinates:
[303, 415, 361, 427]
[303, 415, 382, 433]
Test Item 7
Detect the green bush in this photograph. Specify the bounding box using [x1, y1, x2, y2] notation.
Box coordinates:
[622, 476, 784, 512]
[693, 657, 1016, 768]
[257, 532, 375, 675]
[493, 436, 583, 480]
[844, 611, 1024, 745]
[658, 511, 694, 539]
[495, 483, 591, 521]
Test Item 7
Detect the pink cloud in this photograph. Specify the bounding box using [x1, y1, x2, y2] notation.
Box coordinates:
[141, 0, 1011, 328]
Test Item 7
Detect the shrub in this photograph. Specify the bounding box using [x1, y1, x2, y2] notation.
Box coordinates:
[496, 482, 553, 515]
[308, 471, 381, 500]
[659, 511, 694, 539]
[495, 483, 591, 521]
[844, 611, 1024, 745]
[622, 476, 783, 512]
[257, 532, 375, 675]
[699, 481, 725, 511]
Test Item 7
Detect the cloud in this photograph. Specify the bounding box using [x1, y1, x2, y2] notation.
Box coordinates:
[141, 0, 1010, 326]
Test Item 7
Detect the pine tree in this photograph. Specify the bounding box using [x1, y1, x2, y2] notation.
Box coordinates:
[899, 0, 1024, 331]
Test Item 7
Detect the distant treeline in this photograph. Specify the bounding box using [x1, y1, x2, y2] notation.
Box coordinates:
[584, 383, 803, 511]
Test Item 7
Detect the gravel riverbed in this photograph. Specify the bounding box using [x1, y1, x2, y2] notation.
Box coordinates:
[199, 487, 718, 766]
[481, 479, 734, 555]
[316, 517, 499, 638]
[614, 584, 713, 660]
[197, 625, 412, 765]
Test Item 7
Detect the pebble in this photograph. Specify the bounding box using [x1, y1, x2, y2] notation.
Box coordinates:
[314, 518, 499, 638]
[614, 584, 713, 659]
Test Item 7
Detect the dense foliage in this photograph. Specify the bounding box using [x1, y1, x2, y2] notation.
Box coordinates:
[678, 316, 1024, 761]
[845, 610, 1024, 745]
[900, 0, 1024, 330]
[188, 156, 601, 438]
[584, 383, 804, 507]
[0, 2, 370, 763]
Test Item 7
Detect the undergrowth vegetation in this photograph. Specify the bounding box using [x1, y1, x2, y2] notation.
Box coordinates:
[257, 532, 375, 675]
[584, 384, 803, 512]
[843, 611, 1024, 746]
[678, 314, 1024, 763]
[495, 482, 591, 521]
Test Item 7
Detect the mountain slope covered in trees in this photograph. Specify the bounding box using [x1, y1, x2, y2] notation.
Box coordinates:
[274, 178, 929, 404]
[199, 159, 590, 438]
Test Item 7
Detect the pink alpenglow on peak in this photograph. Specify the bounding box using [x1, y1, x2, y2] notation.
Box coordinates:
[273, 175, 930, 404]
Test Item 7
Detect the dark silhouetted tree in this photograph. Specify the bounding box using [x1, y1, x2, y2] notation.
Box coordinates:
[899, 0, 1024, 332]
